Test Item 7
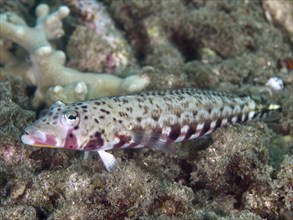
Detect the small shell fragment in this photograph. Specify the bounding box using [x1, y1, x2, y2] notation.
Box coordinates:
[266, 76, 284, 91]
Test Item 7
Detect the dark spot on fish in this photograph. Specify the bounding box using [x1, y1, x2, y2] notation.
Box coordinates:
[185, 124, 196, 140]
[93, 106, 97, 110]
[42, 119, 47, 122]
[113, 117, 117, 122]
[185, 90, 192, 95]
[143, 106, 148, 114]
[83, 109, 88, 113]
[75, 107, 79, 110]
[101, 101, 106, 105]
[48, 112, 53, 116]
[118, 120, 123, 124]
[74, 125, 79, 130]
[94, 118, 99, 124]
[118, 112, 128, 117]
[69, 133, 74, 138]
[95, 102, 101, 106]
[84, 116, 88, 120]
[193, 111, 198, 117]
[81, 105, 87, 109]
[137, 98, 144, 103]
[199, 121, 210, 136]
[236, 114, 242, 123]
[100, 109, 110, 114]
[177, 95, 184, 100]
[148, 98, 153, 104]
[168, 125, 181, 141]
[95, 131, 101, 137]
[215, 118, 222, 129]
[151, 113, 159, 121]
[163, 97, 168, 101]
[77, 103, 83, 105]
[99, 115, 104, 119]
[57, 108, 61, 111]
[227, 115, 234, 123]
[126, 107, 133, 113]
[136, 117, 142, 122]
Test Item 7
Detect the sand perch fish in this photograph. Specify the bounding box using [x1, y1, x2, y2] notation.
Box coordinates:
[21, 88, 281, 171]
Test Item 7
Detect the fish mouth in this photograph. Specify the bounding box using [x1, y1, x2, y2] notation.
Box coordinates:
[21, 126, 59, 148]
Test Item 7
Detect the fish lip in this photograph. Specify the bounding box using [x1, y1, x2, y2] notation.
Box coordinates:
[22, 125, 60, 147]
[24, 126, 32, 135]
[22, 125, 47, 144]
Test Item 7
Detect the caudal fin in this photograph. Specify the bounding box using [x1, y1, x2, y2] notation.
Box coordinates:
[253, 103, 282, 121]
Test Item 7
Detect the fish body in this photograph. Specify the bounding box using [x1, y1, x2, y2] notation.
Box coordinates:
[21, 88, 281, 171]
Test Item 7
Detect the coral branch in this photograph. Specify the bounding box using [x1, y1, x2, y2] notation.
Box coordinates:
[0, 4, 149, 108]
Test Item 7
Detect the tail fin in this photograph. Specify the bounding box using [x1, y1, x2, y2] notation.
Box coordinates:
[252, 102, 282, 122]
[248, 93, 281, 120]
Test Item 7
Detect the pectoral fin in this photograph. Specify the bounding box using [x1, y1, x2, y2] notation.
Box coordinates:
[98, 150, 116, 172]
[131, 130, 176, 155]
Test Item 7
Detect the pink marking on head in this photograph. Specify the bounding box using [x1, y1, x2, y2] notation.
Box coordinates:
[44, 134, 57, 146]
[64, 130, 78, 150]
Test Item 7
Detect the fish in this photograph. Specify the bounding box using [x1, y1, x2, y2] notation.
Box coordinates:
[21, 88, 281, 171]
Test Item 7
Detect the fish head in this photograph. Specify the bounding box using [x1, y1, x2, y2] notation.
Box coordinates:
[21, 100, 82, 149]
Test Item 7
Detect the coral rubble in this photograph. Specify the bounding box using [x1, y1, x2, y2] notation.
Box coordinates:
[0, 4, 149, 108]
[65, 0, 136, 73]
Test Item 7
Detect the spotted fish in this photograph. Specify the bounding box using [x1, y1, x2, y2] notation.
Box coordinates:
[21, 88, 281, 171]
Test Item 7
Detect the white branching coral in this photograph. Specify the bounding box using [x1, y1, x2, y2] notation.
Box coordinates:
[0, 4, 149, 108]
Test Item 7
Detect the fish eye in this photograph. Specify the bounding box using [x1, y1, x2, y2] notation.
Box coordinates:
[61, 111, 80, 127]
